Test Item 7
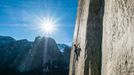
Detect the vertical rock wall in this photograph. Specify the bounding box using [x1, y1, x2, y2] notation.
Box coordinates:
[69, 0, 104, 75]
[102, 0, 134, 75]
[69, 0, 134, 75]
[69, 0, 90, 75]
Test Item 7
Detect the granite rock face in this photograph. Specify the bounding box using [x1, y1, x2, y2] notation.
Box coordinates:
[69, 0, 104, 75]
[69, 0, 134, 75]
[102, 0, 134, 75]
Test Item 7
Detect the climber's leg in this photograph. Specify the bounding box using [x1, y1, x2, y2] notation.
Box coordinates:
[75, 50, 78, 60]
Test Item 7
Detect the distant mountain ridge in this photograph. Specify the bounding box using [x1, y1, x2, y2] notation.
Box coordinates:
[0, 35, 71, 75]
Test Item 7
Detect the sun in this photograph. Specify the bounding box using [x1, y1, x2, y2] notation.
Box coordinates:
[42, 20, 55, 33]
[40, 17, 57, 35]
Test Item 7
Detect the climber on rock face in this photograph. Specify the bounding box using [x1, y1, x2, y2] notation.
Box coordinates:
[74, 44, 79, 60]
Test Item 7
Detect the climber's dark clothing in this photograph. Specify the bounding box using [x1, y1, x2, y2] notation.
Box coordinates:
[74, 48, 78, 57]
[74, 44, 78, 58]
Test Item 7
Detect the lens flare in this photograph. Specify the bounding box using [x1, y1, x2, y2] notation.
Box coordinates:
[39, 17, 58, 35]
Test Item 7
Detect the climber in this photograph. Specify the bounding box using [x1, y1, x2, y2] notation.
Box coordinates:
[74, 44, 79, 60]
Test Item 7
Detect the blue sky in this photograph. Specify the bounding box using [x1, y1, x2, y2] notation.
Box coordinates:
[0, 0, 78, 45]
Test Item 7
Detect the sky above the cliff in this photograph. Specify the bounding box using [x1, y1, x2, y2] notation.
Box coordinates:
[0, 0, 78, 45]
